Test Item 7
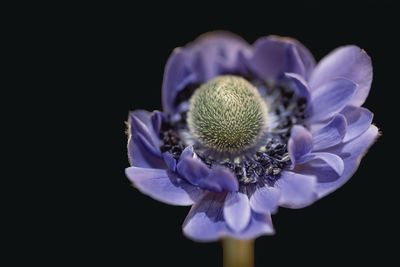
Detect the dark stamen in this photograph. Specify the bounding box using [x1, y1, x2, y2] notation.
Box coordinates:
[160, 120, 183, 159]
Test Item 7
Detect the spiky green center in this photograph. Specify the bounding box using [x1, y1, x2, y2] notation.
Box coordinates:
[187, 75, 268, 154]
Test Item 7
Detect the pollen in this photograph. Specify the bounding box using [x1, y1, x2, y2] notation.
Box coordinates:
[187, 75, 268, 154]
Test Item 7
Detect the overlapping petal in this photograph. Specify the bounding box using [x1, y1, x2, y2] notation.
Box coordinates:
[284, 73, 311, 101]
[125, 167, 203, 206]
[309, 45, 372, 106]
[310, 78, 357, 122]
[341, 106, 373, 142]
[177, 147, 238, 192]
[162, 32, 251, 113]
[298, 153, 344, 176]
[183, 192, 274, 242]
[288, 125, 313, 165]
[315, 125, 379, 197]
[182, 192, 227, 242]
[249, 36, 315, 81]
[127, 111, 166, 169]
[312, 114, 347, 150]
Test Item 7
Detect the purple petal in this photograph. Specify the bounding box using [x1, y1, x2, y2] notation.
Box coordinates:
[189, 32, 251, 80]
[177, 147, 238, 192]
[179, 145, 197, 159]
[299, 152, 344, 176]
[288, 125, 313, 165]
[151, 111, 163, 134]
[295, 161, 338, 184]
[127, 135, 163, 169]
[162, 31, 251, 113]
[250, 186, 280, 214]
[206, 167, 239, 192]
[275, 171, 317, 208]
[161, 49, 196, 113]
[315, 125, 379, 197]
[249, 36, 316, 81]
[129, 111, 162, 148]
[309, 46, 372, 106]
[224, 192, 251, 232]
[312, 114, 347, 150]
[310, 78, 357, 122]
[284, 73, 311, 100]
[177, 147, 210, 183]
[134, 132, 161, 158]
[192, 166, 238, 192]
[162, 152, 177, 172]
[341, 106, 373, 142]
[125, 167, 203, 206]
[127, 111, 166, 169]
[182, 192, 228, 242]
[183, 193, 274, 242]
[233, 212, 275, 239]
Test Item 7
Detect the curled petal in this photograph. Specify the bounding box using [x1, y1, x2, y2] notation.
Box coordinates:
[312, 114, 347, 150]
[341, 106, 373, 142]
[315, 125, 379, 197]
[309, 45, 372, 106]
[299, 152, 344, 176]
[177, 147, 210, 183]
[206, 167, 239, 192]
[284, 73, 311, 100]
[288, 125, 313, 165]
[177, 147, 238, 192]
[127, 111, 166, 169]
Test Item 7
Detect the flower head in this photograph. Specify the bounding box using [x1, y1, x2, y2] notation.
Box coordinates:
[125, 32, 378, 242]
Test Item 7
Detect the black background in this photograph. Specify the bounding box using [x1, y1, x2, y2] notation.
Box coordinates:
[28, 1, 398, 266]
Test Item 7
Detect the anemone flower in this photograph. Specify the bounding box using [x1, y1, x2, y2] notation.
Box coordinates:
[125, 31, 378, 267]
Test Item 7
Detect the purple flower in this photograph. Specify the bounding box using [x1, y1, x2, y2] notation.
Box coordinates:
[125, 32, 378, 242]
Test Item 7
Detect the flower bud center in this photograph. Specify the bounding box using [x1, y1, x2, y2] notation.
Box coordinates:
[187, 75, 268, 154]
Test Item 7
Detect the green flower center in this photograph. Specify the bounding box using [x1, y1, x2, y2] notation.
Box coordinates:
[187, 75, 268, 154]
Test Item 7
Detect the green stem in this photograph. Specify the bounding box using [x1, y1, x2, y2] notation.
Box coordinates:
[222, 238, 254, 267]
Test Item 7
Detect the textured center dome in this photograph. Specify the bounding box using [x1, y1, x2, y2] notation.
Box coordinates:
[187, 75, 268, 154]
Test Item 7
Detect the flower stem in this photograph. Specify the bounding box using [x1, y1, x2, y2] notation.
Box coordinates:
[222, 238, 254, 267]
